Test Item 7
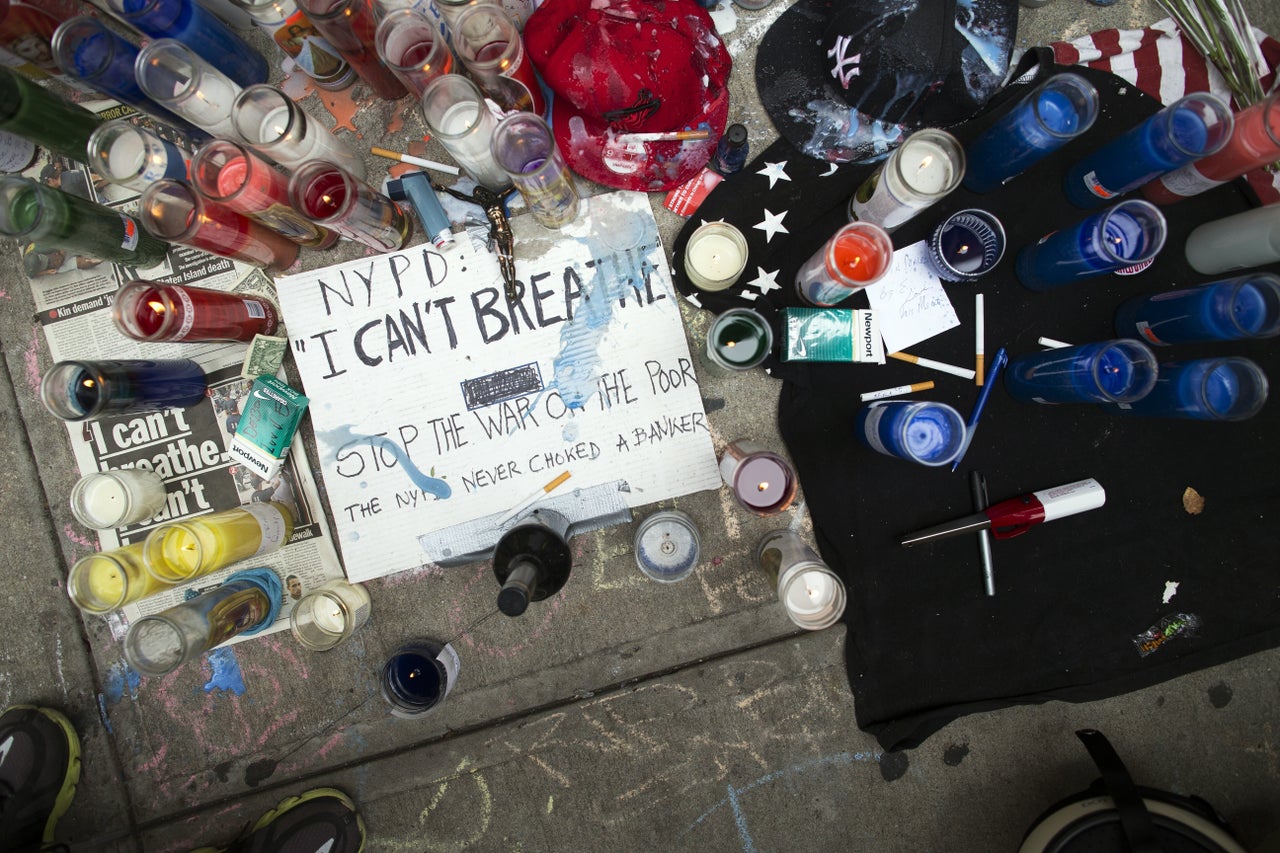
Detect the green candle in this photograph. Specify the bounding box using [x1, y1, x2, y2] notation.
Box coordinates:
[0, 66, 101, 162]
[706, 308, 773, 371]
[0, 176, 170, 267]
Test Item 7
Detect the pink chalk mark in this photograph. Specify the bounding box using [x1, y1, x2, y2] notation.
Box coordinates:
[62, 524, 94, 551]
[137, 743, 169, 774]
[23, 327, 41, 393]
[452, 563, 566, 660]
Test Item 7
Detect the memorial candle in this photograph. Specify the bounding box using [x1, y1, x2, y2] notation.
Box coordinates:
[757, 530, 846, 630]
[231, 84, 366, 179]
[297, 0, 407, 100]
[1099, 357, 1268, 421]
[105, 0, 268, 87]
[88, 121, 190, 192]
[40, 359, 207, 421]
[490, 111, 579, 229]
[421, 74, 511, 191]
[113, 278, 280, 343]
[719, 439, 798, 516]
[380, 639, 461, 717]
[849, 128, 964, 231]
[375, 8, 454, 97]
[633, 510, 701, 583]
[795, 222, 893, 307]
[142, 502, 294, 583]
[140, 179, 301, 272]
[290, 579, 372, 651]
[289, 160, 412, 251]
[1114, 274, 1280, 345]
[1003, 339, 1158, 405]
[855, 400, 967, 467]
[1015, 200, 1167, 291]
[70, 469, 168, 529]
[705, 308, 772, 371]
[926, 209, 1006, 282]
[135, 39, 242, 138]
[451, 4, 542, 114]
[1183, 204, 1280, 275]
[68, 543, 170, 614]
[235, 0, 354, 91]
[683, 221, 748, 292]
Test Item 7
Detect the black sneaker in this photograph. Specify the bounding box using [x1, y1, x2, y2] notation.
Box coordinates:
[192, 787, 366, 853]
[0, 705, 81, 853]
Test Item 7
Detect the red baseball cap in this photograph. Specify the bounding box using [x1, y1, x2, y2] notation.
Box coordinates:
[524, 0, 731, 192]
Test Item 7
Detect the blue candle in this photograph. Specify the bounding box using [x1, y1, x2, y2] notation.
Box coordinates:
[856, 400, 967, 467]
[380, 640, 457, 718]
[1099, 357, 1268, 421]
[1004, 339, 1158, 404]
[1063, 92, 1233, 208]
[40, 359, 206, 421]
[1114, 273, 1280, 345]
[927, 209, 1006, 281]
[1015, 200, 1167, 291]
[964, 73, 1099, 193]
[108, 0, 268, 87]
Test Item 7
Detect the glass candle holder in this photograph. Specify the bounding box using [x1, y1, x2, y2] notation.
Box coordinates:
[67, 543, 170, 614]
[705, 308, 772, 371]
[40, 359, 207, 422]
[795, 222, 893, 307]
[1184, 204, 1280, 275]
[0, 65, 101, 162]
[1004, 339, 1158, 405]
[52, 16, 204, 141]
[421, 74, 511, 190]
[113, 278, 280, 343]
[297, 0, 407, 100]
[375, 8, 454, 97]
[231, 84, 366, 179]
[1144, 91, 1280, 205]
[1064, 92, 1233, 208]
[1099, 357, 1268, 421]
[142, 501, 295, 583]
[236, 0, 354, 91]
[848, 128, 964, 231]
[926, 209, 1006, 282]
[105, 0, 268, 87]
[490, 112, 578, 229]
[963, 73, 1099, 193]
[140, 179, 301, 272]
[380, 638, 461, 717]
[0, 176, 170, 268]
[1014, 200, 1167, 291]
[289, 160, 412, 251]
[88, 121, 190, 192]
[290, 579, 372, 651]
[855, 400, 967, 467]
[718, 439, 798, 516]
[1114, 273, 1280, 346]
[190, 138, 339, 249]
[135, 39, 242, 138]
[123, 568, 282, 677]
[633, 510, 701, 583]
[757, 530, 846, 631]
[451, 4, 542, 114]
[683, 221, 748, 292]
[70, 469, 168, 529]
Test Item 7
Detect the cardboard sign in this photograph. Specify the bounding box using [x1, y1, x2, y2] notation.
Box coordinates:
[278, 191, 722, 581]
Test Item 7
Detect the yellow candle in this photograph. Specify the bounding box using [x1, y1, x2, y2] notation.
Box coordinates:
[143, 502, 295, 583]
[68, 542, 169, 613]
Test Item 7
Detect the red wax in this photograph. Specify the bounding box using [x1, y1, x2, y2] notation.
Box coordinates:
[735, 457, 790, 509]
[189, 198, 300, 271]
[1143, 95, 1280, 204]
[830, 228, 891, 283]
[116, 281, 279, 342]
[301, 168, 348, 220]
[132, 288, 167, 337]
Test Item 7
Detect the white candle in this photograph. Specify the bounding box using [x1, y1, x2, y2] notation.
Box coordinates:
[70, 469, 167, 529]
[784, 569, 837, 616]
[684, 222, 748, 291]
[290, 580, 372, 651]
[901, 140, 954, 195]
[310, 601, 347, 634]
[107, 132, 146, 183]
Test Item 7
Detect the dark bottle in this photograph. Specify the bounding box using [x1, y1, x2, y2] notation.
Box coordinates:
[0, 65, 101, 162]
[492, 509, 572, 617]
[714, 123, 749, 176]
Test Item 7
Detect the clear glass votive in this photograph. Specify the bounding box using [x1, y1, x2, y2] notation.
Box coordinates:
[421, 74, 512, 191]
[231, 84, 366, 178]
[290, 579, 372, 651]
[70, 469, 167, 529]
[490, 111, 578, 229]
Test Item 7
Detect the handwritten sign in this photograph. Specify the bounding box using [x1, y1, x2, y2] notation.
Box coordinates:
[277, 191, 722, 581]
[865, 241, 959, 354]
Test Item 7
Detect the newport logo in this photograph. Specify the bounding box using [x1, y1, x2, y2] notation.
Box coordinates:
[828, 36, 862, 88]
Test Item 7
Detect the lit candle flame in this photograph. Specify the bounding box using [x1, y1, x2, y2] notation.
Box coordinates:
[147, 299, 166, 315]
[756, 481, 769, 492]
[916, 154, 934, 176]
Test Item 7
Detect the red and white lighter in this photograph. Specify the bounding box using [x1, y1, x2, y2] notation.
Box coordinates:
[900, 478, 1106, 546]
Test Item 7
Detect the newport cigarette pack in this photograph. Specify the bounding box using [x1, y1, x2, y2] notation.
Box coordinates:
[229, 375, 309, 480]
[782, 308, 885, 364]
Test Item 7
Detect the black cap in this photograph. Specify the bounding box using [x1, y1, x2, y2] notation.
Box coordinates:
[723, 124, 748, 148]
[497, 586, 530, 616]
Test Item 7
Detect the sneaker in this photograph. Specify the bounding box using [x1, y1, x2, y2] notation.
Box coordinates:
[0, 705, 82, 853]
[193, 787, 365, 853]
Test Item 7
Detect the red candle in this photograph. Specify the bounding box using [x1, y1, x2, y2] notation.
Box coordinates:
[113, 279, 279, 343]
[1143, 92, 1280, 204]
[140, 179, 300, 272]
[289, 160, 412, 252]
[718, 439, 798, 516]
[831, 225, 892, 282]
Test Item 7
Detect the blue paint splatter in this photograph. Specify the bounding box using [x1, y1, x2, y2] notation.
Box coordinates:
[562, 423, 579, 442]
[102, 661, 140, 704]
[203, 647, 247, 695]
[96, 694, 113, 734]
[348, 531, 360, 541]
[318, 425, 451, 499]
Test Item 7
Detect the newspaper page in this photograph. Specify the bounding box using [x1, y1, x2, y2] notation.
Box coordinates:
[22, 99, 344, 640]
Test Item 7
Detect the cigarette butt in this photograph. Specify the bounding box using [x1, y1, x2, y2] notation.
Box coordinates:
[976, 353, 985, 385]
[887, 351, 977, 380]
[859, 381, 935, 402]
[542, 470, 572, 493]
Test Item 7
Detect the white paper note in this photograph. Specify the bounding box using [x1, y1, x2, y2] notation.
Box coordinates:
[865, 240, 960, 354]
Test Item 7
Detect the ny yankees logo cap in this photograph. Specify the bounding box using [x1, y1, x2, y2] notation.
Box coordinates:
[524, 0, 731, 192]
[755, 0, 1017, 164]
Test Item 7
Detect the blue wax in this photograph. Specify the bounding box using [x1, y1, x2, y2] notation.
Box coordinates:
[1114, 276, 1280, 344]
[903, 407, 957, 462]
[856, 400, 966, 466]
[964, 78, 1093, 193]
[1004, 340, 1157, 404]
[938, 223, 985, 273]
[117, 0, 267, 87]
[1016, 203, 1165, 291]
[387, 651, 444, 706]
[1099, 357, 1267, 420]
[1093, 346, 1136, 396]
[43, 359, 206, 420]
[1064, 100, 1217, 208]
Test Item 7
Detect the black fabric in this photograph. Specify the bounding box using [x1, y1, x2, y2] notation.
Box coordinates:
[673, 50, 1280, 751]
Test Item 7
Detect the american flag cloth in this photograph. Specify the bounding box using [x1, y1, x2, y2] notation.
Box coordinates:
[1051, 18, 1280, 204]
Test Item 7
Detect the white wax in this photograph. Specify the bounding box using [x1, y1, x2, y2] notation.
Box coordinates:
[107, 133, 146, 181]
[784, 570, 837, 616]
[310, 600, 347, 633]
[686, 233, 744, 282]
[900, 139, 954, 195]
[436, 101, 508, 189]
[79, 476, 128, 526]
[179, 71, 239, 137]
[257, 106, 292, 147]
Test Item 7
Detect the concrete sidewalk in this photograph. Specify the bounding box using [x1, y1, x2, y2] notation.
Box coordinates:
[1, 0, 1278, 850]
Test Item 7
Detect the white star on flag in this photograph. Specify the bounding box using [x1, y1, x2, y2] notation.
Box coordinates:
[820, 163, 839, 177]
[757, 161, 791, 189]
[753, 209, 789, 243]
[747, 267, 781, 295]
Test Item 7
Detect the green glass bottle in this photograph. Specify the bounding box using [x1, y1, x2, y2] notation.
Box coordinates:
[0, 66, 102, 163]
[0, 177, 170, 267]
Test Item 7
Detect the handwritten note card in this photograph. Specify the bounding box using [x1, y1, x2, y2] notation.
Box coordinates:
[865, 241, 959, 354]
[277, 191, 722, 582]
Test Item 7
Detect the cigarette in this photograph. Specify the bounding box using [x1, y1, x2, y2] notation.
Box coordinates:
[859, 381, 935, 402]
[497, 471, 572, 526]
[975, 293, 985, 386]
[1037, 336, 1072, 349]
[615, 130, 711, 143]
[370, 146, 461, 176]
[887, 351, 977, 380]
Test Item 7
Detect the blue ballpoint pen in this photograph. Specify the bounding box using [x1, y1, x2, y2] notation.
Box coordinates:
[951, 347, 1008, 472]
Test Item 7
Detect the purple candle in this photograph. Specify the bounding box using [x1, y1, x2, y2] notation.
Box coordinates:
[719, 440, 798, 516]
